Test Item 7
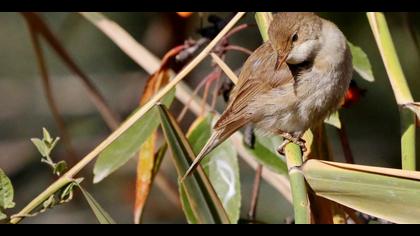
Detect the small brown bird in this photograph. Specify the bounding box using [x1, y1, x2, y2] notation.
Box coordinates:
[182, 12, 353, 180]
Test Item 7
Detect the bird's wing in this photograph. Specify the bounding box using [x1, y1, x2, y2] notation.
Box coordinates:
[214, 42, 293, 135]
[180, 42, 294, 181]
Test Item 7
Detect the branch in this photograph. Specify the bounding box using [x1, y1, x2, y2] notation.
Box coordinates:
[21, 12, 120, 130]
[24, 16, 78, 164]
[10, 12, 246, 224]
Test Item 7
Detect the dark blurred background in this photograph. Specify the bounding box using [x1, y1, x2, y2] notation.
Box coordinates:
[0, 12, 419, 224]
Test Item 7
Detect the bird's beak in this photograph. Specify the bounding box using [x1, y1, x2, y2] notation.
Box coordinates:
[275, 52, 289, 70]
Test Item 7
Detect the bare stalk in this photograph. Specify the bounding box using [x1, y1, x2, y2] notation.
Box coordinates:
[22, 12, 120, 130]
[367, 12, 416, 170]
[248, 164, 263, 221]
[25, 17, 78, 164]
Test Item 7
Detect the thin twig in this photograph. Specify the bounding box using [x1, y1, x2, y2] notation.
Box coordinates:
[210, 68, 222, 111]
[337, 121, 355, 164]
[22, 12, 120, 130]
[248, 164, 263, 221]
[210, 53, 239, 84]
[222, 23, 253, 42]
[201, 76, 211, 116]
[177, 70, 216, 122]
[154, 172, 181, 209]
[10, 12, 247, 224]
[25, 17, 78, 165]
[402, 13, 420, 60]
[224, 45, 253, 55]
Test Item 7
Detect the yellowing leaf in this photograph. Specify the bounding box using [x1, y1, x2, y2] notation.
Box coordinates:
[134, 133, 156, 224]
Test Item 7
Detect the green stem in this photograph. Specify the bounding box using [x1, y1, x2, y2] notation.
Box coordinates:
[9, 177, 73, 224]
[285, 144, 311, 224]
[367, 12, 417, 170]
[255, 12, 310, 224]
[401, 109, 416, 170]
[255, 12, 272, 42]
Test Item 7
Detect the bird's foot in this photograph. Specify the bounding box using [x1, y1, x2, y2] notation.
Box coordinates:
[277, 133, 307, 156]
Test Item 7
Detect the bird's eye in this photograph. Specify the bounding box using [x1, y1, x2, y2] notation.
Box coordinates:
[292, 33, 298, 42]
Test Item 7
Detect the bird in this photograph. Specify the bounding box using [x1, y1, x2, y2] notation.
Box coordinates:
[181, 12, 353, 181]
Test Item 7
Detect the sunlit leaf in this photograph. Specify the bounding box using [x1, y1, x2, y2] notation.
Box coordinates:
[31, 138, 49, 157]
[348, 42, 375, 82]
[302, 160, 420, 224]
[158, 104, 230, 224]
[134, 133, 156, 224]
[93, 89, 175, 183]
[77, 184, 116, 224]
[42, 127, 53, 144]
[324, 111, 341, 129]
[0, 169, 15, 220]
[187, 115, 241, 223]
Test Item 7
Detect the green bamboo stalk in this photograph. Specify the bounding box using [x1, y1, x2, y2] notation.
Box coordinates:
[255, 12, 273, 42]
[255, 12, 311, 224]
[367, 12, 417, 171]
[284, 144, 311, 224]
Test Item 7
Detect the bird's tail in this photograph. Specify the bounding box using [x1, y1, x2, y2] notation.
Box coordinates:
[180, 131, 223, 182]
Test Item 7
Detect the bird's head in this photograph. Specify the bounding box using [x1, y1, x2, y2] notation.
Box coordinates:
[268, 12, 323, 70]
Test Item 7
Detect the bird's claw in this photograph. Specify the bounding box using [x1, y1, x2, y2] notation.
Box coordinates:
[277, 134, 307, 156]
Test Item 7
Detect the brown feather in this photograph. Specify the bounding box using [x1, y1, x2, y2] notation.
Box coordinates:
[215, 42, 293, 133]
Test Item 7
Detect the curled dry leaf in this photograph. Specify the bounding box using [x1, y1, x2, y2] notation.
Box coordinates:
[134, 46, 186, 224]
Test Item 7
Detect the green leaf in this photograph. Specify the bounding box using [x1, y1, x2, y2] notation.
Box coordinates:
[93, 89, 175, 183]
[0, 169, 15, 220]
[158, 104, 230, 224]
[179, 185, 198, 224]
[42, 127, 53, 144]
[348, 41, 375, 82]
[324, 111, 342, 129]
[301, 160, 420, 224]
[42, 195, 56, 209]
[49, 137, 60, 151]
[245, 134, 288, 175]
[187, 115, 241, 223]
[53, 161, 68, 176]
[61, 178, 83, 201]
[77, 184, 116, 224]
[31, 138, 49, 157]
